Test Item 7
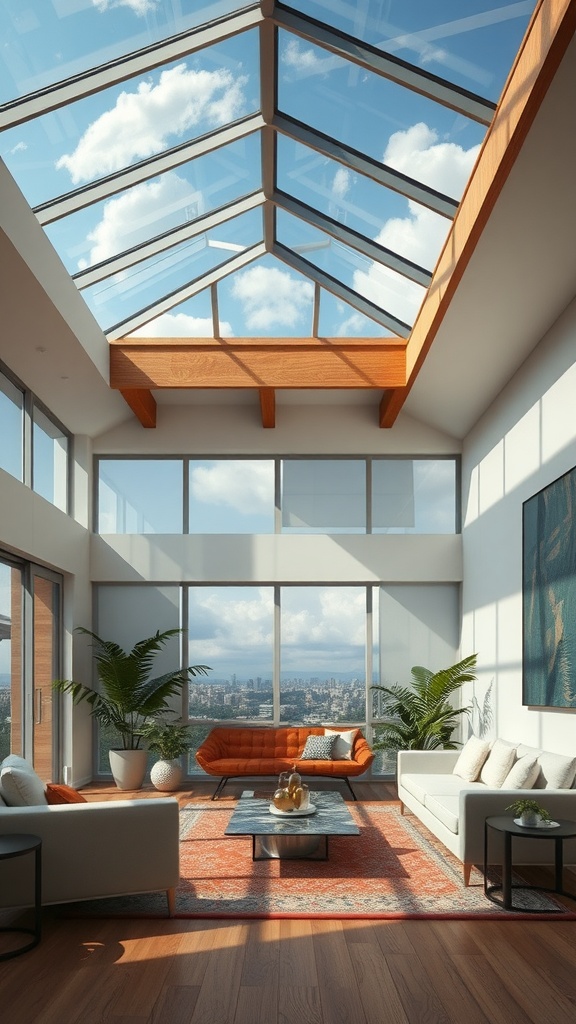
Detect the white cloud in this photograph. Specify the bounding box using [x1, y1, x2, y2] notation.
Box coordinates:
[189, 588, 274, 659]
[282, 38, 334, 77]
[56, 64, 248, 183]
[190, 461, 274, 515]
[384, 121, 479, 198]
[10, 141, 27, 155]
[231, 266, 314, 330]
[353, 122, 481, 328]
[92, 0, 160, 15]
[335, 311, 371, 337]
[130, 311, 234, 337]
[332, 167, 351, 200]
[78, 173, 197, 267]
[283, 589, 365, 648]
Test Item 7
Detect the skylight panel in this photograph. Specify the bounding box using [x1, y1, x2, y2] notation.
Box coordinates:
[81, 205, 263, 332]
[217, 254, 316, 338]
[276, 208, 426, 331]
[276, 134, 452, 279]
[317, 292, 391, 339]
[1, 29, 259, 208]
[44, 134, 262, 276]
[0, 1, 253, 104]
[127, 288, 217, 339]
[284, 0, 537, 103]
[278, 29, 485, 200]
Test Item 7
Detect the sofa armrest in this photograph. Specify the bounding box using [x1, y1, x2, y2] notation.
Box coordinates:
[398, 749, 460, 775]
[352, 735, 375, 770]
[460, 787, 576, 821]
[0, 798, 180, 908]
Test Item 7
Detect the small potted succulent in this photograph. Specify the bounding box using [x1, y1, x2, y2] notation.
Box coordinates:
[142, 718, 192, 791]
[505, 798, 551, 827]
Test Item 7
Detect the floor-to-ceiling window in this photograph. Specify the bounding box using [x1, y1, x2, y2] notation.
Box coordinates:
[92, 453, 460, 778]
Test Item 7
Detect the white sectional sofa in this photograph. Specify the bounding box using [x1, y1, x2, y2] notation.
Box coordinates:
[397, 739, 576, 884]
[0, 755, 180, 913]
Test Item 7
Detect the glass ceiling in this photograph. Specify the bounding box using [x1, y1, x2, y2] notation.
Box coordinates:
[0, 0, 537, 345]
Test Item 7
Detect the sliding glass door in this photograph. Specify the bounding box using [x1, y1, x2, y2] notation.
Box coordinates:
[0, 553, 62, 771]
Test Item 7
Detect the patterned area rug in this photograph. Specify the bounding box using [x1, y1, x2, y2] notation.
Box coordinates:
[64, 801, 576, 920]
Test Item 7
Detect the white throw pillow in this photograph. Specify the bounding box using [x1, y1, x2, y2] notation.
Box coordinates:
[324, 728, 359, 760]
[479, 739, 517, 787]
[501, 753, 540, 790]
[452, 736, 490, 781]
[532, 752, 576, 790]
[0, 762, 48, 806]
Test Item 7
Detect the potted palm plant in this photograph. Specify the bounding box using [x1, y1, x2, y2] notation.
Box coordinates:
[371, 654, 477, 755]
[53, 627, 210, 790]
[141, 718, 192, 791]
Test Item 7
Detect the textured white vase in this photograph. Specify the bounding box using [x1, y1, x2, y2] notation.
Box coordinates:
[109, 749, 148, 791]
[520, 812, 539, 827]
[150, 758, 183, 792]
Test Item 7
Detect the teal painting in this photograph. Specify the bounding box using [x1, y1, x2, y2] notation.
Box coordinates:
[523, 468, 576, 707]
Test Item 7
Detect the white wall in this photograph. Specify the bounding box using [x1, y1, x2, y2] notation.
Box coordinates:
[461, 295, 576, 753]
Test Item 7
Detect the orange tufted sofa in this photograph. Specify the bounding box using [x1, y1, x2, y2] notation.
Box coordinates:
[195, 725, 374, 800]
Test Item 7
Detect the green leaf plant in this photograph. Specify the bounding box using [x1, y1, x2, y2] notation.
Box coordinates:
[371, 654, 478, 752]
[53, 627, 211, 750]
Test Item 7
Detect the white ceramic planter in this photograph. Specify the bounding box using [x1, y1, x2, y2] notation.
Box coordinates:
[150, 757, 183, 792]
[109, 749, 148, 791]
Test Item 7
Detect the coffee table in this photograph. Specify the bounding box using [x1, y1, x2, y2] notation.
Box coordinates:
[225, 790, 360, 860]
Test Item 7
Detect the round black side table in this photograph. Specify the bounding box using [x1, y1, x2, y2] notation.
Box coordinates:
[0, 833, 42, 960]
[484, 815, 576, 912]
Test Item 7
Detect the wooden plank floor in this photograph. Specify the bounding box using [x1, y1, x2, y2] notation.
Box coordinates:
[2, 780, 576, 1024]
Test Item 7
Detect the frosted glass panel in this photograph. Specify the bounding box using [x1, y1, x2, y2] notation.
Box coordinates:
[375, 584, 459, 711]
[95, 585, 182, 773]
[372, 459, 457, 533]
[98, 459, 183, 533]
[33, 405, 68, 512]
[282, 460, 365, 532]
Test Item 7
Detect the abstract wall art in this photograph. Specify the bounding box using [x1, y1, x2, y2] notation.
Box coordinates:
[523, 466, 576, 708]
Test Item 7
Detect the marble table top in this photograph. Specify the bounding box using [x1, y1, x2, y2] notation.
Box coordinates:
[224, 790, 360, 837]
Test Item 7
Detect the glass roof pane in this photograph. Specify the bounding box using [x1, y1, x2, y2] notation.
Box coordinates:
[1, 29, 259, 207]
[318, 292, 390, 339]
[277, 135, 451, 275]
[278, 29, 485, 198]
[277, 208, 426, 330]
[217, 254, 315, 338]
[45, 134, 262, 275]
[82, 206, 263, 332]
[285, 1, 537, 102]
[128, 289, 216, 338]
[0, 1, 251, 103]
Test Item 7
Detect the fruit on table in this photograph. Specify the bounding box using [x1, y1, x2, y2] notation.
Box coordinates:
[288, 771, 301, 795]
[273, 787, 294, 811]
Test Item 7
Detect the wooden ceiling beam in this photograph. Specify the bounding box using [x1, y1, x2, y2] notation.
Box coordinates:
[259, 388, 276, 427]
[119, 388, 157, 428]
[109, 337, 406, 390]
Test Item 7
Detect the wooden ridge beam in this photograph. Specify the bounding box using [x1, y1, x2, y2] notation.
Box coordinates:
[109, 337, 406, 390]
